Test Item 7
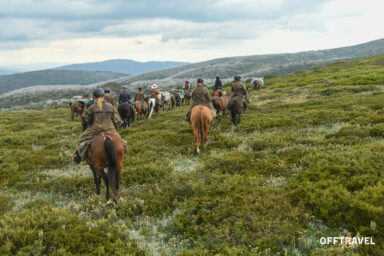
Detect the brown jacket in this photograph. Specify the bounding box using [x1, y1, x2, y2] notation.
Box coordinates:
[190, 85, 216, 118]
[78, 101, 120, 143]
[150, 89, 161, 101]
[104, 94, 116, 107]
[134, 90, 145, 102]
[232, 81, 248, 100]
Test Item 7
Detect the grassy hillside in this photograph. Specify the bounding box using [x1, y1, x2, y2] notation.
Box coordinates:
[0, 69, 127, 94]
[1, 54, 384, 255]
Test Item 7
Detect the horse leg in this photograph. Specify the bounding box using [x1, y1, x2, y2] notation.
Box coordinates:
[92, 169, 101, 195]
[238, 113, 241, 124]
[100, 169, 110, 201]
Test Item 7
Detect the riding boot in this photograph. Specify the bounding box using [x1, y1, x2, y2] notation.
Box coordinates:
[186, 112, 191, 124]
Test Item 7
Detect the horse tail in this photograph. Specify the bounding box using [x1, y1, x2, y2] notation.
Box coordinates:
[231, 99, 238, 125]
[104, 137, 118, 196]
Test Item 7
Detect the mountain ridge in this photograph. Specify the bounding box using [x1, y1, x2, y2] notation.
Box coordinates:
[55, 59, 190, 75]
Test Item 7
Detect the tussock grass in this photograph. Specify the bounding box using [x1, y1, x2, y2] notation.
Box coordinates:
[2, 54, 384, 255]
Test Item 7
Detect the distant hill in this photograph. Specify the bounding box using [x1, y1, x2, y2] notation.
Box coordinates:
[0, 69, 127, 94]
[2, 38, 384, 110]
[118, 38, 384, 86]
[0, 69, 19, 76]
[55, 59, 190, 75]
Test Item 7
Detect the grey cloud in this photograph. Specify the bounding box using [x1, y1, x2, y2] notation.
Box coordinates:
[0, 0, 334, 50]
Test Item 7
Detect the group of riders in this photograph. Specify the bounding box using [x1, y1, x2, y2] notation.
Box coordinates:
[71, 75, 249, 163]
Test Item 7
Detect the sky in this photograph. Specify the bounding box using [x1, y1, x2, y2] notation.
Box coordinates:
[0, 0, 383, 70]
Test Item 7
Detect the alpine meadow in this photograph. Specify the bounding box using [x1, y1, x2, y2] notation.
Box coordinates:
[1, 53, 384, 255]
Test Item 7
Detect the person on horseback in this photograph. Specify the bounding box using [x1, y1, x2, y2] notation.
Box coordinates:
[150, 84, 162, 107]
[186, 78, 216, 124]
[231, 75, 249, 109]
[104, 88, 116, 107]
[119, 85, 137, 112]
[134, 87, 148, 112]
[213, 76, 223, 95]
[184, 81, 190, 90]
[72, 88, 126, 164]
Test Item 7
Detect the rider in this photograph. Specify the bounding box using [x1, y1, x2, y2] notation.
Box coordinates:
[104, 88, 116, 107]
[184, 81, 190, 90]
[231, 75, 249, 109]
[213, 76, 223, 95]
[150, 84, 162, 107]
[72, 88, 125, 164]
[119, 85, 137, 112]
[134, 87, 148, 112]
[186, 78, 216, 124]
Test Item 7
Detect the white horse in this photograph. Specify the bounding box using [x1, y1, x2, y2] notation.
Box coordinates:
[148, 98, 157, 119]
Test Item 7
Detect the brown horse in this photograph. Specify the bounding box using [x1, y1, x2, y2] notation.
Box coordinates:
[134, 101, 146, 120]
[182, 90, 191, 105]
[228, 96, 246, 126]
[252, 78, 264, 91]
[213, 89, 226, 97]
[70, 102, 85, 121]
[212, 94, 230, 118]
[85, 133, 124, 204]
[191, 105, 212, 154]
[171, 93, 181, 108]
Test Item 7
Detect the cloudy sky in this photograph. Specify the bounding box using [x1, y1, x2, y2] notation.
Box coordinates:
[0, 0, 383, 70]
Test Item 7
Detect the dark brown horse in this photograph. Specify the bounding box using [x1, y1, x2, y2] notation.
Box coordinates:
[118, 103, 135, 128]
[212, 94, 230, 118]
[134, 101, 146, 120]
[85, 134, 124, 204]
[191, 105, 212, 154]
[182, 90, 191, 105]
[228, 96, 246, 126]
[171, 92, 181, 108]
[70, 102, 85, 121]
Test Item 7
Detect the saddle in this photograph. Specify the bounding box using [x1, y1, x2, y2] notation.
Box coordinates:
[78, 134, 127, 161]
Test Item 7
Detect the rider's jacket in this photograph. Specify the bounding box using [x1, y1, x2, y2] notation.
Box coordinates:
[134, 91, 145, 101]
[119, 91, 131, 104]
[104, 94, 116, 106]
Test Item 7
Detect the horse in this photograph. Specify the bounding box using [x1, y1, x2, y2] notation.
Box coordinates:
[182, 90, 191, 105]
[118, 103, 135, 128]
[212, 94, 230, 118]
[190, 105, 212, 154]
[213, 89, 226, 97]
[70, 102, 85, 121]
[85, 134, 124, 204]
[228, 96, 246, 126]
[161, 93, 171, 111]
[134, 101, 146, 120]
[252, 78, 264, 91]
[171, 92, 181, 108]
[148, 98, 160, 119]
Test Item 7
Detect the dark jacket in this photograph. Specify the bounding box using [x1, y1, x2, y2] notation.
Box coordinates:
[119, 91, 131, 104]
[191, 86, 212, 108]
[214, 79, 223, 90]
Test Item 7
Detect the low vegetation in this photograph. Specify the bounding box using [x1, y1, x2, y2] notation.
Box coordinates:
[1, 54, 384, 255]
